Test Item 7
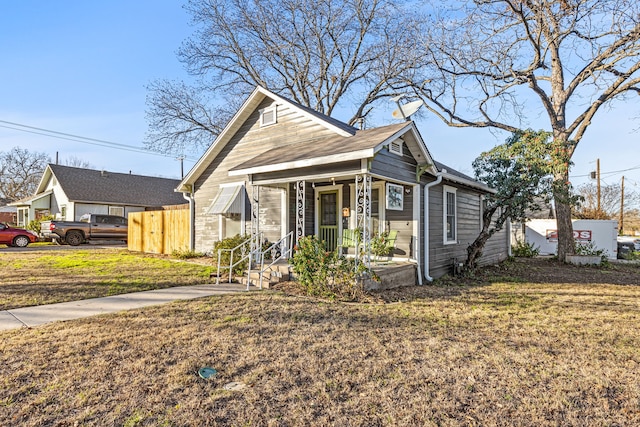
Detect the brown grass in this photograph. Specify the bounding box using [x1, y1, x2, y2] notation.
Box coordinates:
[1, 258, 639, 426]
[0, 248, 215, 310]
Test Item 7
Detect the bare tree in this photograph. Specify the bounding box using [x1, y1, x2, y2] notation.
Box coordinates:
[145, 0, 423, 155]
[408, 0, 640, 261]
[0, 147, 50, 202]
[63, 156, 94, 169]
[574, 182, 640, 219]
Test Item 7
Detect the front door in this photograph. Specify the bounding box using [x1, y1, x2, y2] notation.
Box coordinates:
[319, 191, 338, 251]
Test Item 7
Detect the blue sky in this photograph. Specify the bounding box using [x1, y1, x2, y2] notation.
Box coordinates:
[1, 1, 638, 192]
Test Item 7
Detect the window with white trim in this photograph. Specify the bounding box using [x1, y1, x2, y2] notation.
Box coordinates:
[260, 106, 277, 127]
[443, 186, 457, 244]
[479, 195, 486, 232]
[109, 206, 125, 217]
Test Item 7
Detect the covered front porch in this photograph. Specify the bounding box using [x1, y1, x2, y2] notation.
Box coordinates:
[243, 171, 422, 286]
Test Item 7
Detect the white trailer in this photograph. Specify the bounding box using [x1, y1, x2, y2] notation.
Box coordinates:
[524, 219, 618, 259]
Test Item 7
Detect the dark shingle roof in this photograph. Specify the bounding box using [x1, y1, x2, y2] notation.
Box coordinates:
[230, 122, 410, 172]
[434, 160, 476, 181]
[49, 164, 186, 207]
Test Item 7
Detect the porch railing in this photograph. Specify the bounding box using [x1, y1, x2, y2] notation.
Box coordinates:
[250, 231, 294, 290]
[215, 233, 261, 285]
[319, 226, 338, 252]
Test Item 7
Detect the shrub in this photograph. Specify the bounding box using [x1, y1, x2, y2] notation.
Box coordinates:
[575, 241, 609, 264]
[27, 215, 54, 234]
[291, 235, 336, 295]
[171, 249, 203, 259]
[512, 239, 540, 258]
[291, 235, 368, 301]
[212, 234, 251, 276]
[370, 231, 392, 258]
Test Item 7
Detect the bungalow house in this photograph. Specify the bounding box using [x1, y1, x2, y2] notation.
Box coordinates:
[11, 164, 187, 226]
[177, 86, 509, 281]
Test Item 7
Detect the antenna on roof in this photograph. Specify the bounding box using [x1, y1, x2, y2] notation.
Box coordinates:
[391, 95, 424, 121]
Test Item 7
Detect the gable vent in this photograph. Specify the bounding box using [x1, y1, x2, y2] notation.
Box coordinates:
[389, 139, 403, 156]
[260, 106, 277, 127]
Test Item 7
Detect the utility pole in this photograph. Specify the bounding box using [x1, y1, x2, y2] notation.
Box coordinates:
[596, 158, 601, 216]
[620, 175, 625, 235]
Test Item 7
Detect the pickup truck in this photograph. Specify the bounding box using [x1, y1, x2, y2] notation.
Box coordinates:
[41, 214, 128, 246]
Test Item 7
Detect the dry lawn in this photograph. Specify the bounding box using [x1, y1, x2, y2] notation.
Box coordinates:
[1, 258, 639, 426]
[0, 248, 215, 310]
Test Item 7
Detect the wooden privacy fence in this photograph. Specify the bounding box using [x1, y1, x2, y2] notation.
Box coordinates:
[128, 209, 190, 255]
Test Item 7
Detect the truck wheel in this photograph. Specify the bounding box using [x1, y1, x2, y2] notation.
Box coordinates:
[12, 235, 31, 248]
[66, 231, 84, 246]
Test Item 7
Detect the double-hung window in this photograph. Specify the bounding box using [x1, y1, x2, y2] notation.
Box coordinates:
[443, 186, 457, 244]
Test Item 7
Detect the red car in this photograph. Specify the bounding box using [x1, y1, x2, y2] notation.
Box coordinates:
[0, 223, 39, 247]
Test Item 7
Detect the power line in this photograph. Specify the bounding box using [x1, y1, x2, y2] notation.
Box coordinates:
[0, 119, 199, 162]
[570, 164, 640, 178]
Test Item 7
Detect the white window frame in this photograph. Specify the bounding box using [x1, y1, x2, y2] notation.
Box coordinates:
[259, 106, 277, 127]
[389, 138, 403, 156]
[386, 183, 404, 211]
[479, 195, 485, 232]
[109, 206, 125, 217]
[218, 181, 246, 239]
[443, 185, 457, 244]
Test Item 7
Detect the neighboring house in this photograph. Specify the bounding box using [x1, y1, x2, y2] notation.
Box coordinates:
[10, 164, 187, 226]
[177, 86, 509, 280]
[0, 200, 17, 225]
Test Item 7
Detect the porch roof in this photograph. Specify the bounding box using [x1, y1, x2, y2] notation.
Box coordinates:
[8, 190, 53, 207]
[229, 121, 434, 176]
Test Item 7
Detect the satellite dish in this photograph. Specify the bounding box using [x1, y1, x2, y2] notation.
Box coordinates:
[392, 100, 424, 120]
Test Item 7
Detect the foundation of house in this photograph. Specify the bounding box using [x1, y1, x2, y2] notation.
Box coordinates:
[365, 262, 417, 291]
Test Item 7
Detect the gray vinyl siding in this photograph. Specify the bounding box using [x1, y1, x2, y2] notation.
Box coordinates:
[193, 98, 335, 252]
[385, 186, 415, 258]
[370, 144, 417, 184]
[426, 182, 509, 279]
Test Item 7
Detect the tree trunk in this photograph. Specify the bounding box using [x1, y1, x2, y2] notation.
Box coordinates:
[554, 197, 574, 262]
[465, 231, 491, 271]
[553, 176, 575, 262]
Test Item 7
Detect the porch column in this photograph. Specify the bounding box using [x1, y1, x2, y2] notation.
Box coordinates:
[295, 180, 305, 246]
[250, 184, 260, 265]
[355, 174, 372, 268]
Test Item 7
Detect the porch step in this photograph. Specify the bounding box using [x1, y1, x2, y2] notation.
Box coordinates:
[241, 261, 291, 289]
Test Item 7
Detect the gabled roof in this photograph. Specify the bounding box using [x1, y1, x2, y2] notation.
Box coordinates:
[36, 164, 186, 207]
[229, 121, 436, 176]
[178, 86, 358, 192]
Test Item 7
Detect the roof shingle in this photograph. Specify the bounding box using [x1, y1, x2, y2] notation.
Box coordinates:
[49, 164, 185, 207]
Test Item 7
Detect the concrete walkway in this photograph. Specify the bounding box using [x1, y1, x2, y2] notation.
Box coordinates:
[0, 283, 249, 331]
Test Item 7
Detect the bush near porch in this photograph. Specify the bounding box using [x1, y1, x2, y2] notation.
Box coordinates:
[291, 235, 370, 301]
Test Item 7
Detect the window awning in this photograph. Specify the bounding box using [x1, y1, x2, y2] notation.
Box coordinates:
[206, 185, 244, 215]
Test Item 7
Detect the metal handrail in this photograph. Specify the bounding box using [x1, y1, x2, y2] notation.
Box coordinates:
[252, 232, 294, 290]
[215, 234, 260, 285]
